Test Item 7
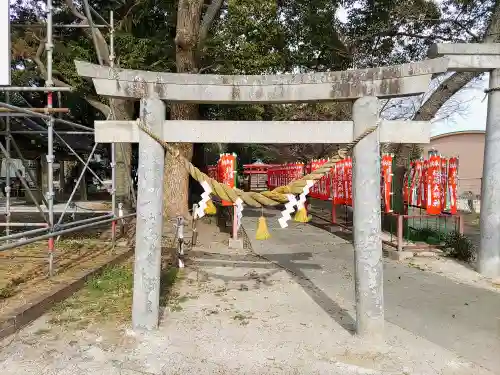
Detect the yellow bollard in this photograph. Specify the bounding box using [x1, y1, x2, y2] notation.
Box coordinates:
[255, 216, 271, 240]
[204, 199, 217, 215]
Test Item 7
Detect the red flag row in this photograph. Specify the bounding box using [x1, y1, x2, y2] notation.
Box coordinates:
[403, 156, 458, 215]
[265, 156, 394, 213]
[267, 163, 304, 190]
[306, 159, 331, 200]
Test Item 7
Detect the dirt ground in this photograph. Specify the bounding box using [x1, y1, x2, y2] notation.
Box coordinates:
[0, 210, 130, 321]
[0, 216, 496, 375]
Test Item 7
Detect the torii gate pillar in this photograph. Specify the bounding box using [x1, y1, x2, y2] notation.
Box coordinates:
[352, 97, 384, 339]
[131, 97, 165, 330]
[429, 43, 500, 277]
[481, 68, 500, 277]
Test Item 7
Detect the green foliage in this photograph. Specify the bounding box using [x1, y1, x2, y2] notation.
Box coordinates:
[443, 231, 477, 263]
[7, 0, 499, 164]
[408, 227, 444, 244]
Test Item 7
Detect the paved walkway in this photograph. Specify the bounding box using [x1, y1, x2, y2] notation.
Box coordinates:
[1, 214, 498, 375]
[242, 208, 500, 374]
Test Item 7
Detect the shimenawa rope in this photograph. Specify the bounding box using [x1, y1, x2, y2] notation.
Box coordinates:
[135, 118, 379, 208]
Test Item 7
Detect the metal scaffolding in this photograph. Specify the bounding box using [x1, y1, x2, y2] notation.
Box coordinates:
[0, 1, 133, 275]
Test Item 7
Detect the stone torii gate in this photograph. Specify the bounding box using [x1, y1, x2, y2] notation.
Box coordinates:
[76, 45, 500, 339]
[75, 58, 442, 339]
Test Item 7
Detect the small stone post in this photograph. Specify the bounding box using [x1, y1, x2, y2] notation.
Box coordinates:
[352, 96, 384, 340]
[132, 96, 166, 330]
[479, 68, 500, 278]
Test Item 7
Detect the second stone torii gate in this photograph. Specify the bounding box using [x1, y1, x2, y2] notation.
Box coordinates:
[76, 58, 445, 340]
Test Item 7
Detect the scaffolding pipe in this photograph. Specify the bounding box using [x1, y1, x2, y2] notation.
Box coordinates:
[0, 113, 75, 118]
[11, 23, 108, 29]
[0, 102, 93, 131]
[0, 226, 49, 242]
[90, 6, 111, 27]
[58, 213, 114, 229]
[0, 108, 69, 113]
[52, 131, 106, 185]
[0, 223, 47, 228]
[0, 143, 48, 223]
[46, 0, 56, 276]
[0, 86, 72, 92]
[56, 143, 98, 226]
[0, 213, 115, 243]
[0, 131, 93, 135]
[0, 213, 135, 253]
[82, 0, 103, 65]
[7, 115, 104, 187]
[5, 92, 11, 241]
[110, 10, 117, 249]
[10, 136, 49, 208]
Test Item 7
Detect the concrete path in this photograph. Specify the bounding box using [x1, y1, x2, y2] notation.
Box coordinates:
[242, 208, 500, 374]
[0, 215, 498, 375]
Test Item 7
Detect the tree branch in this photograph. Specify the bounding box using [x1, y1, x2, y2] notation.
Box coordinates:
[392, 0, 500, 165]
[197, 0, 224, 52]
[33, 37, 111, 117]
[65, 0, 111, 65]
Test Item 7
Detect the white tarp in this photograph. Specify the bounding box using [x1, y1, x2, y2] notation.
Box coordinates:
[0, 1, 10, 86]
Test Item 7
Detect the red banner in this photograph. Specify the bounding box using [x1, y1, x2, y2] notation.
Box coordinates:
[333, 160, 345, 205]
[308, 159, 330, 200]
[448, 157, 458, 214]
[267, 163, 304, 190]
[217, 154, 236, 206]
[344, 158, 353, 206]
[262, 154, 459, 214]
[440, 158, 448, 210]
[422, 160, 428, 209]
[426, 155, 442, 215]
[381, 155, 393, 212]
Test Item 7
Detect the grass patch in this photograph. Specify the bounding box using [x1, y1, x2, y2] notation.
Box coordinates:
[407, 227, 445, 244]
[50, 262, 179, 328]
[0, 284, 16, 299]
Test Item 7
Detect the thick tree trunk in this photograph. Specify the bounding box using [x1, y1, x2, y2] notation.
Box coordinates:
[110, 98, 134, 207]
[164, 0, 204, 219]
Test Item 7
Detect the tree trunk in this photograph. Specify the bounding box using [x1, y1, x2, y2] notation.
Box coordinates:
[163, 0, 204, 219]
[110, 98, 134, 207]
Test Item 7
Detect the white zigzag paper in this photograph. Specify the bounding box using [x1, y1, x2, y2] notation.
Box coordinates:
[297, 180, 315, 210]
[278, 194, 297, 228]
[195, 181, 212, 219]
[235, 197, 244, 230]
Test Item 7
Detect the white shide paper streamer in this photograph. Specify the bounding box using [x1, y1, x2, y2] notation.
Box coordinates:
[195, 181, 212, 219]
[278, 194, 298, 228]
[297, 180, 315, 210]
[235, 197, 244, 230]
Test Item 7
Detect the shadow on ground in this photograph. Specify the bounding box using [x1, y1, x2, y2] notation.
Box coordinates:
[191, 248, 357, 334]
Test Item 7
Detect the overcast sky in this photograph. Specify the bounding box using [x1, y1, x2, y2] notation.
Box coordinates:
[431, 74, 488, 136]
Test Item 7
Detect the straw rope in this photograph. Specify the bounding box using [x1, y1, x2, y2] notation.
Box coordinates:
[136, 119, 379, 207]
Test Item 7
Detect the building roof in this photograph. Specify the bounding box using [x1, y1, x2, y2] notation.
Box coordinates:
[431, 129, 485, 141]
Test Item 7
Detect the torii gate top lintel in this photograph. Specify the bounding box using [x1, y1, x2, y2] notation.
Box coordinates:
[75, 57, 449, 104]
